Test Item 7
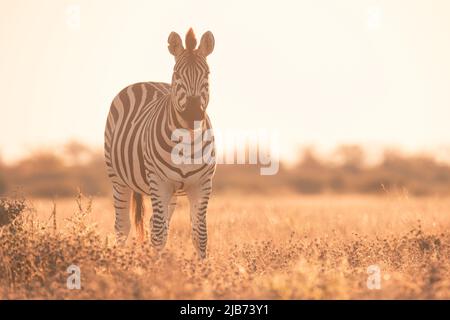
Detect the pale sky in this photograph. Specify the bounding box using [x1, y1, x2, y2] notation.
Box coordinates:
[1, 0, 450, 162]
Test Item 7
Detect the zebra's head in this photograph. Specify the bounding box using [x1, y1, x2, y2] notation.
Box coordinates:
[168, 28, 215, 128]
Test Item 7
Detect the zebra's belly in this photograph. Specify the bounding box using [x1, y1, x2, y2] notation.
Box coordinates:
[109, 144, 215, 195]
[165, 162, 216, 185]
[149, 150, 216, 190]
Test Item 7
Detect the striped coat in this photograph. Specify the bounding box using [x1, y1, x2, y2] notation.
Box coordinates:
[104, 29, 216, 258]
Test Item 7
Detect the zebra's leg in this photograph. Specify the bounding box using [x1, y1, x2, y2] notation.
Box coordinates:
[112, 182, 132, 245]
[148, 179, 173, 250]
[186, 181, 212, 259]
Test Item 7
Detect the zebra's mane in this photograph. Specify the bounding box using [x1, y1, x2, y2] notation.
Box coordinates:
[185, 28, 197, 51]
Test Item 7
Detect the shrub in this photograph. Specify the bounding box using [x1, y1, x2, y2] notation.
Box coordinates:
[0, 196, 27, 227]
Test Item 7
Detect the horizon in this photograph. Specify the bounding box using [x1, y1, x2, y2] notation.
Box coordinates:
[2, 139, 450, 167]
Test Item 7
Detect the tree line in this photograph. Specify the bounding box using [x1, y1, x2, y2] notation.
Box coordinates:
[1, 142, 450, 197]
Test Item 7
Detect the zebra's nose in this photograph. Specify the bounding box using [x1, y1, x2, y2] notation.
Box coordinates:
[186, 95, 202, 108]
[183, 95, 205, 124]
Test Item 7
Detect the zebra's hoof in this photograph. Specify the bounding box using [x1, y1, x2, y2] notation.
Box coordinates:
[151, 241, 167, 252]
[115, 235, 128, 246]
[197, 250, 207, 259]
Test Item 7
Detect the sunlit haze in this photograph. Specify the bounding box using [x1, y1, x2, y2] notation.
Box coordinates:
[1, 0, 450, 163]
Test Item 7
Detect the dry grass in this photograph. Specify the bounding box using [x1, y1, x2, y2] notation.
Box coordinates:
[0, 192, 449, 299]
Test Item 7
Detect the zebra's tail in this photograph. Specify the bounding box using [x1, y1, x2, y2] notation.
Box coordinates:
[132, 192, 145, 242]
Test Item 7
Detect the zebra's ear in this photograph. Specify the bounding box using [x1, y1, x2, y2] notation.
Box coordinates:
[168, 32, 184, 57]
[197, 31, 215, 57]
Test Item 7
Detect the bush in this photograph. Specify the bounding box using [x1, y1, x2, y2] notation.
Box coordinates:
[0, 196, 27, 227]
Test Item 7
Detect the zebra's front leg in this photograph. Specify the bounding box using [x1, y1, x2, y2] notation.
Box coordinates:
[149, 183, 173, 251]
[187, 183, 212, 259]
[112, 182, 132, 245]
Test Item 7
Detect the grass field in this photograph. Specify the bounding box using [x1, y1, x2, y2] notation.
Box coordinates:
[1, 192, 449, 299]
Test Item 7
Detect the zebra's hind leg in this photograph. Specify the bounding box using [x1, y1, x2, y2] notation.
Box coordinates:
[187, 182, 212, 259]
[112, 182, 132, 245]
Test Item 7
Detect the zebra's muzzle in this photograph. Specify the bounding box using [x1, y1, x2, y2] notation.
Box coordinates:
[182, 96, 205, 126]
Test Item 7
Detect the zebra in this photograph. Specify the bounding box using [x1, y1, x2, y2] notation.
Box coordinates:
[104, 29, 216, 258]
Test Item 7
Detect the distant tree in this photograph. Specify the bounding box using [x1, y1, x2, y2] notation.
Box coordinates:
[64, 140, 94, 165]
[2, 142, 450, 197]
[0, 158, 6, 194]
[9, 151, 73, 197]
[297, 147, 324, 170]
[335, 145, 365, 173]
[0, 151, 6, 192]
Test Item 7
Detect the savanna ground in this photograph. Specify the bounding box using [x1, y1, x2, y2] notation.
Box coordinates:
[0, 192, 449, 299]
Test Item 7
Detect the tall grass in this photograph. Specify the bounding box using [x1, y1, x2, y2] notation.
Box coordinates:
[0, 193, 449, 299]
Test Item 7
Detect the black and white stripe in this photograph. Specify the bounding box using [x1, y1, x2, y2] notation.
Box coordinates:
[104, 29, 216, 258]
